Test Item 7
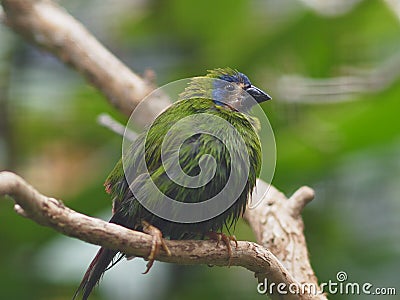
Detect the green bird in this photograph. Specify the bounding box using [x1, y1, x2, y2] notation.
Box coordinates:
[74, 68, 271, 299]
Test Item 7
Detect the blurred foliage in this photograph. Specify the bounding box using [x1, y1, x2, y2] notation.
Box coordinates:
[0, 0, 399, 299]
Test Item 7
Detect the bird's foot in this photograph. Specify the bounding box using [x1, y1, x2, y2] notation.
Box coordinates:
[141, 220, 171, 274]
[206, 232, 238, 266]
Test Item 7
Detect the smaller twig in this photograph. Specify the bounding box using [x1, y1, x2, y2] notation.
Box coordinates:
[97, 113, 137, 141]
[288, 186, 315, 217]
[0, 5, 5, 22]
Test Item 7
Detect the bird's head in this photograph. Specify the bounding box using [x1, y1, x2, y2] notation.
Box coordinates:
[179, 68, 271, 113]
[207, 68, 271, 113]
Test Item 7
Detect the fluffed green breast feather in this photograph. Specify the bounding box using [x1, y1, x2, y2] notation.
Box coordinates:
[106, 98, 261, 239]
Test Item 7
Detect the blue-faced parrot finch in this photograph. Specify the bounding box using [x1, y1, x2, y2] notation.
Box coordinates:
[74, 68, 271, 299]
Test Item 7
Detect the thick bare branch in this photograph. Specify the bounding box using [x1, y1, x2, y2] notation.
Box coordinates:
[245, 180, 324, 298]
[0, 0, 170, 121]
[0, 171, 322, 300]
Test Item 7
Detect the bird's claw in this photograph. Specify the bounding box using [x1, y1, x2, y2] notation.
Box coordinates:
[141, 221, 171, 274]
[206, 232, 238, 266]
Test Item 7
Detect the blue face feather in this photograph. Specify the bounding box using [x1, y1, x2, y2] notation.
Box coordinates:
[218, 72, 252, 87]
[212, 70, 271, 112]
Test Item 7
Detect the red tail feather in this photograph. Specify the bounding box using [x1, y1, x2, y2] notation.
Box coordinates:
[73, 247, 118, 300]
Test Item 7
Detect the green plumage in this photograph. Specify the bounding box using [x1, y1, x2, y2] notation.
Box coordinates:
[107, 97, 261, 238]
[75, 68, 270, 300]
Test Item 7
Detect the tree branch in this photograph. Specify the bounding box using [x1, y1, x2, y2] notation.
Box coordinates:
[0, 0, 170, 122]
[245, 181, 324, 298]
[0, 171, 323, 300]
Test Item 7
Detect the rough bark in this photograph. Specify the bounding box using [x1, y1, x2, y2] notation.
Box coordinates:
[0, 171, 324, 299]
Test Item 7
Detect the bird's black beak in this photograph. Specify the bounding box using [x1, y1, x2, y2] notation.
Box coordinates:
[245, 85, 272, 103]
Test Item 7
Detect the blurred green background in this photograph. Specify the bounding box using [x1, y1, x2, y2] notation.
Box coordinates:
[0, 0, 399, 299]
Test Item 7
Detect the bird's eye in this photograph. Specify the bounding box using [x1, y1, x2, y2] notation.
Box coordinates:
[225, 84, 235, 91]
